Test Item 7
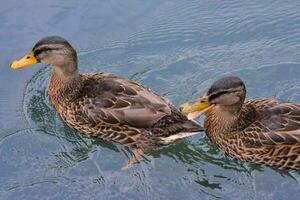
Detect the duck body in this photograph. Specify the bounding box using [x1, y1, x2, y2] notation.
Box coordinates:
[48, 66, 202, 150]
[181, 76, 300, 170]
[205, 98, 300, 170]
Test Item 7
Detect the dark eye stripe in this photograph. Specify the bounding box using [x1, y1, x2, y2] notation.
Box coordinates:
[33, 47, 60, 56]
[209, 89, 242, 101]
[209, 91, 228, 101]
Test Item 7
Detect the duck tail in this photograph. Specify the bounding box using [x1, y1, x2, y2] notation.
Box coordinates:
[158, 120, 204, 144]
[182, 119, 204, 132]
[158, 131, 200, 144]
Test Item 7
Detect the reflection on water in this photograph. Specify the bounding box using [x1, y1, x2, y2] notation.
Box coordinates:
[1, 0, 300, 199]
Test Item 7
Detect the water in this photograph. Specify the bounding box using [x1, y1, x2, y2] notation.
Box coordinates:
[1, 0, 300, 199]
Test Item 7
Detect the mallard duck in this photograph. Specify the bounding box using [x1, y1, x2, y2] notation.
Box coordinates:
[11, 36, 203, 166]
[181, 76, 300, 170]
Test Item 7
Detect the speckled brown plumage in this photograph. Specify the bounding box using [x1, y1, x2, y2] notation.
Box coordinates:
[182, 76, 300, 170]
[205, 98, 300, 170]
[49, 71, 202, 149]
[11, 36, 203, 151]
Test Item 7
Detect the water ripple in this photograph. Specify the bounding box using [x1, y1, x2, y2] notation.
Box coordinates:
[2, 0, 300, 199]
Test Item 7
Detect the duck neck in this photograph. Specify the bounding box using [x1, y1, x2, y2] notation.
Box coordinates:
[51, 63, 80, 84]
[204, 104, 241, 146]
[49, 64, 81, 108]
[53, 57, 79, 77]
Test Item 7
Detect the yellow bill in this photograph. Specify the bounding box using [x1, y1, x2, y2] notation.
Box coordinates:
[11, 51, 38, 70]
[180, 96, 214, 120]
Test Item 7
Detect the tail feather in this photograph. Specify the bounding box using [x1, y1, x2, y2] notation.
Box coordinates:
[158, 131, 202, 144]
[182, 119, 204, 132]
[158, 119, 204, 144]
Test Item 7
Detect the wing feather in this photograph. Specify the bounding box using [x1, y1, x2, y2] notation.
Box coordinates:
[76, 73, 172, 128]
[241, 99, 300, 147]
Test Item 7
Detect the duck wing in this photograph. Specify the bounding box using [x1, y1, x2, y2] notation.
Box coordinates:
[241, 99, 300, 147]
[78, 73, 173, 128]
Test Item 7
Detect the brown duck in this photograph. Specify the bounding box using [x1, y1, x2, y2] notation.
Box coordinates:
[11, 36, 203, 168]
[181, 76, 300, 170]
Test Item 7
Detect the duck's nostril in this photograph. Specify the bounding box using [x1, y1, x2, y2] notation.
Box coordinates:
[26, 56, 30, 59]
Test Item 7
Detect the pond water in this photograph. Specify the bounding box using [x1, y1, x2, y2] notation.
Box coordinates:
[1, 1, 300, 199]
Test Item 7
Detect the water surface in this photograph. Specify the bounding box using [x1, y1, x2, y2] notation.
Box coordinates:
[1, 1, 300, 199]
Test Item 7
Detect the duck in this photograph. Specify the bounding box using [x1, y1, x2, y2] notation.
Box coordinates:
[11, 36, 203, 168]
[180, 76, 300, 170]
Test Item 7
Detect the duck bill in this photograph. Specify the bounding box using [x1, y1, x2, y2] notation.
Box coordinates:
[11, 51, 38, 70]
[181, 96, 214, 120]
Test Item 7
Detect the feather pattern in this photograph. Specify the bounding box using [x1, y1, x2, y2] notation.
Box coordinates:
[11, 36, 204, 169]
[205, 98, 300, 170]
[49, 72, 203, 149]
